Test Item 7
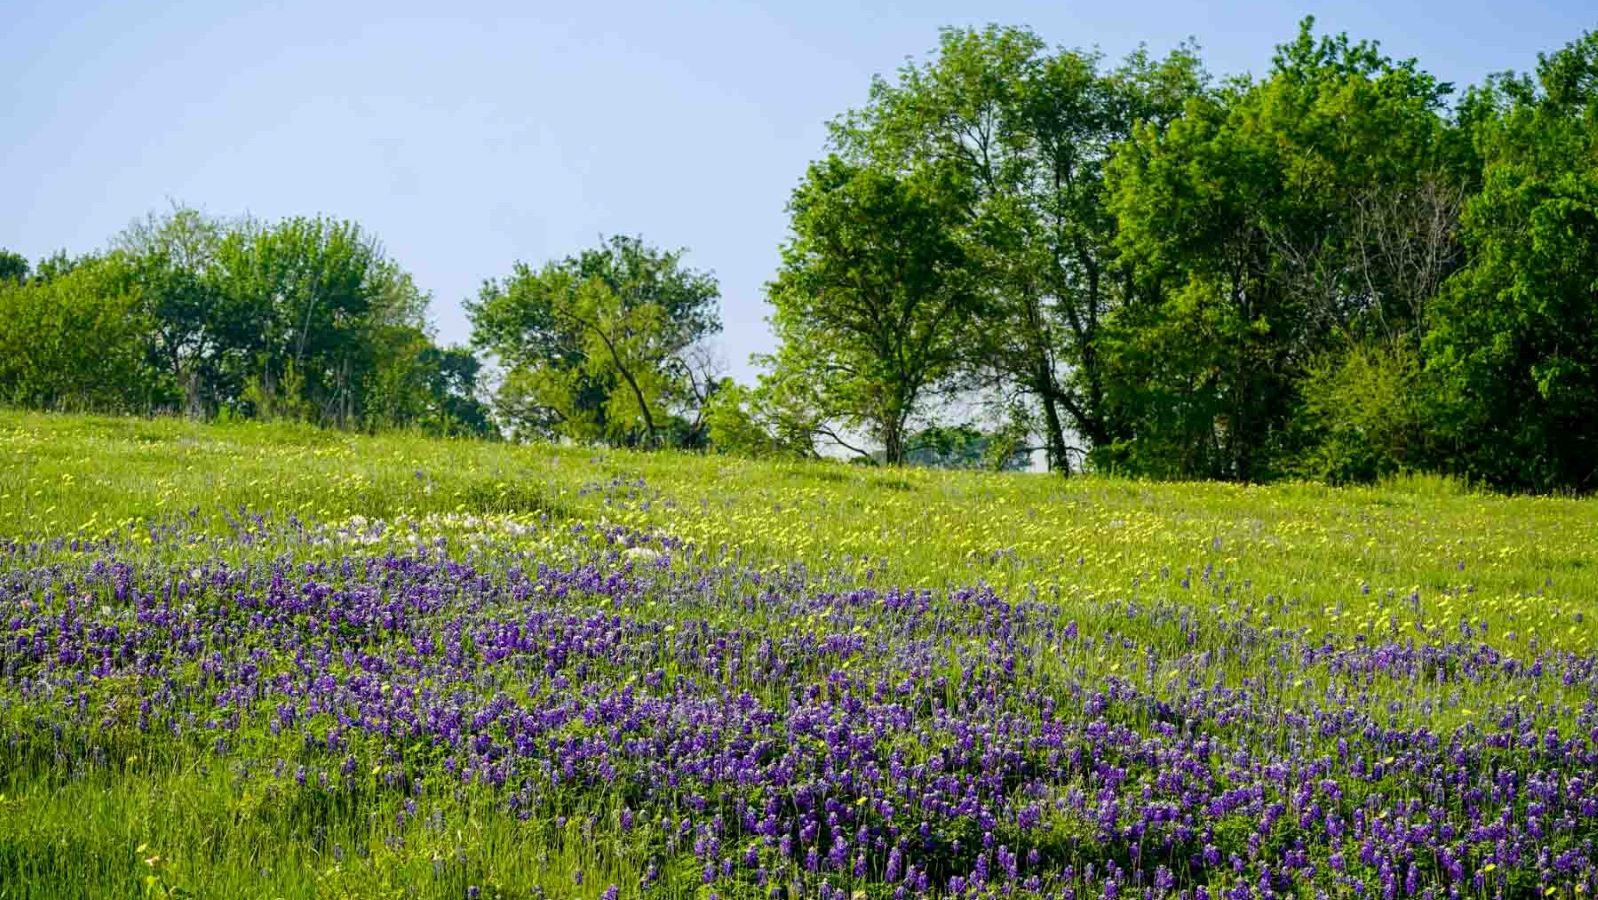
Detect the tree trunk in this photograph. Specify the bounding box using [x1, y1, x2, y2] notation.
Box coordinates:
[882, 420, 905, 466]
[1039, 393, 1071, 475]
[581, 316, 657, 447]
[184, 370, 204, 420]
[1035, 361, 1071, 476]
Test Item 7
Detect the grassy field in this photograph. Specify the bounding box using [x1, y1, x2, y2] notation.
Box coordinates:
[2, 410, 1597, 898]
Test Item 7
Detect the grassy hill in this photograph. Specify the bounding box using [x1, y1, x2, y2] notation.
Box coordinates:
[2, 411, 1597, 897]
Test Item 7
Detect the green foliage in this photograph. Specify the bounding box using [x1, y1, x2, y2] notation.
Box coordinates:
[0, 249, 27, 285]
[0, 256, 160, 413]
[362, 329, 495, 438]
[705, 369, 843, 461]
[0, 208, 488, 436]
[1292, 341, 1431, 484]
[113, 206, 235, 416]
[905, 423, 1032, 470]
[1102, 18, 1464, 481]
[469, 236, 721, 448]
[829, 27, 1206, 473]
[212, 214, 430, 427]
[1424, 31, 1598, 492]
[765, 157, 977, 465]
[705, 380, 801, 459]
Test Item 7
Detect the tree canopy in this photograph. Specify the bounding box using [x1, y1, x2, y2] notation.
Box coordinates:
[762, 158, 977, 465]
[7, 19, 1598, 491]
[469, 235, 722, 448]
[734, 18, 1598, 491]
[1102, 20, 1465, 481]
[0, 208, 491, 436]
[827, 26, 1207, 472]
[1424, 33, 1598, 492]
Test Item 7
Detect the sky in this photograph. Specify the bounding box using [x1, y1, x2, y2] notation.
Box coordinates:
[4, 0, 1594, 381]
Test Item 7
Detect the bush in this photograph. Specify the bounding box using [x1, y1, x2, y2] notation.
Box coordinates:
[0, 259, 164, 413]
[1292, 341, 1430, 484]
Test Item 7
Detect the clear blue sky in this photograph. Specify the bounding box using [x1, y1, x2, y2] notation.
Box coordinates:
[4, 0, 1593, 380]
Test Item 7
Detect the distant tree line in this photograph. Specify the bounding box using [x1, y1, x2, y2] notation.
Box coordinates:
[5, 19, 1598, 491]
[0, 209, 492, 435]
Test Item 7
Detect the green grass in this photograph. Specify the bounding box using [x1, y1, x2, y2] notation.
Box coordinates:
[4, 409, 1594, 647]
[3, 409, 1597, 898]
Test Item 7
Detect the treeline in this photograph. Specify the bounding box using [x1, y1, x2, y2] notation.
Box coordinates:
[703, 19, 1598, 492]
[6, 19, 1598, 491]
[0, 210, 492, 436]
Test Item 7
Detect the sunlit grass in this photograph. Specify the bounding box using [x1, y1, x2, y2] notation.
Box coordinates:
[3, 409, 1597, 897]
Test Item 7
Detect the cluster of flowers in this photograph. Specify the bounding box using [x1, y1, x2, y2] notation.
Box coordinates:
[4, 523, 1598, 898]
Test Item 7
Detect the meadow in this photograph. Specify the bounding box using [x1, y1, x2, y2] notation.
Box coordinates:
[3, 410, 1598, 899]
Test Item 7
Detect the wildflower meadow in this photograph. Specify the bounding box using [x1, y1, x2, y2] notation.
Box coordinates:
[3, 410, 1598, 899]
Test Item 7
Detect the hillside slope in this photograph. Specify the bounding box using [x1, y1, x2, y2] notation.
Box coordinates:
[3, 410, 1597, 897]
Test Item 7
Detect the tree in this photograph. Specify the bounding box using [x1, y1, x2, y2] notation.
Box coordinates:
[705, 380, 798, 459]
[1292, 341, 1431, 483]
[214, 215, 427, 426]
[705, 373, 831, 460]
[1425, 31, 1598, 491]
[0, 250, 27, 286]
[765, 157, 977, 465]
[830, 26, 1207, 473]
[904, 423, 1032, 470]
[469, 235, 722, 447]
[2, 208, 480, 435]
[1103, 19, 1460, 480]
[114, 206, 236, 416]
[29, 251, 81, 284]
[364, 325, 495, 437]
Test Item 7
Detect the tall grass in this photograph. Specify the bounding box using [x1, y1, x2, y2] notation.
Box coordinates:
[2, 410, 1597, 898]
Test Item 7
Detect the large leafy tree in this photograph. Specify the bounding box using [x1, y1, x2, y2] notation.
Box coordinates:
[1426, 31, 1598, 491]
[213, 216, 429, 426]
[469, 236, 722, 447]
[114, 207, 241, 416]
[1104, 20, 1461, 480]
[830, 27, 1207, 472]
[764, 157, 977, 465]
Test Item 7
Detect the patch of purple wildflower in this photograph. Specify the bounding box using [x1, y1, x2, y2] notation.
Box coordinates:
[3, 526, 1598, 897]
